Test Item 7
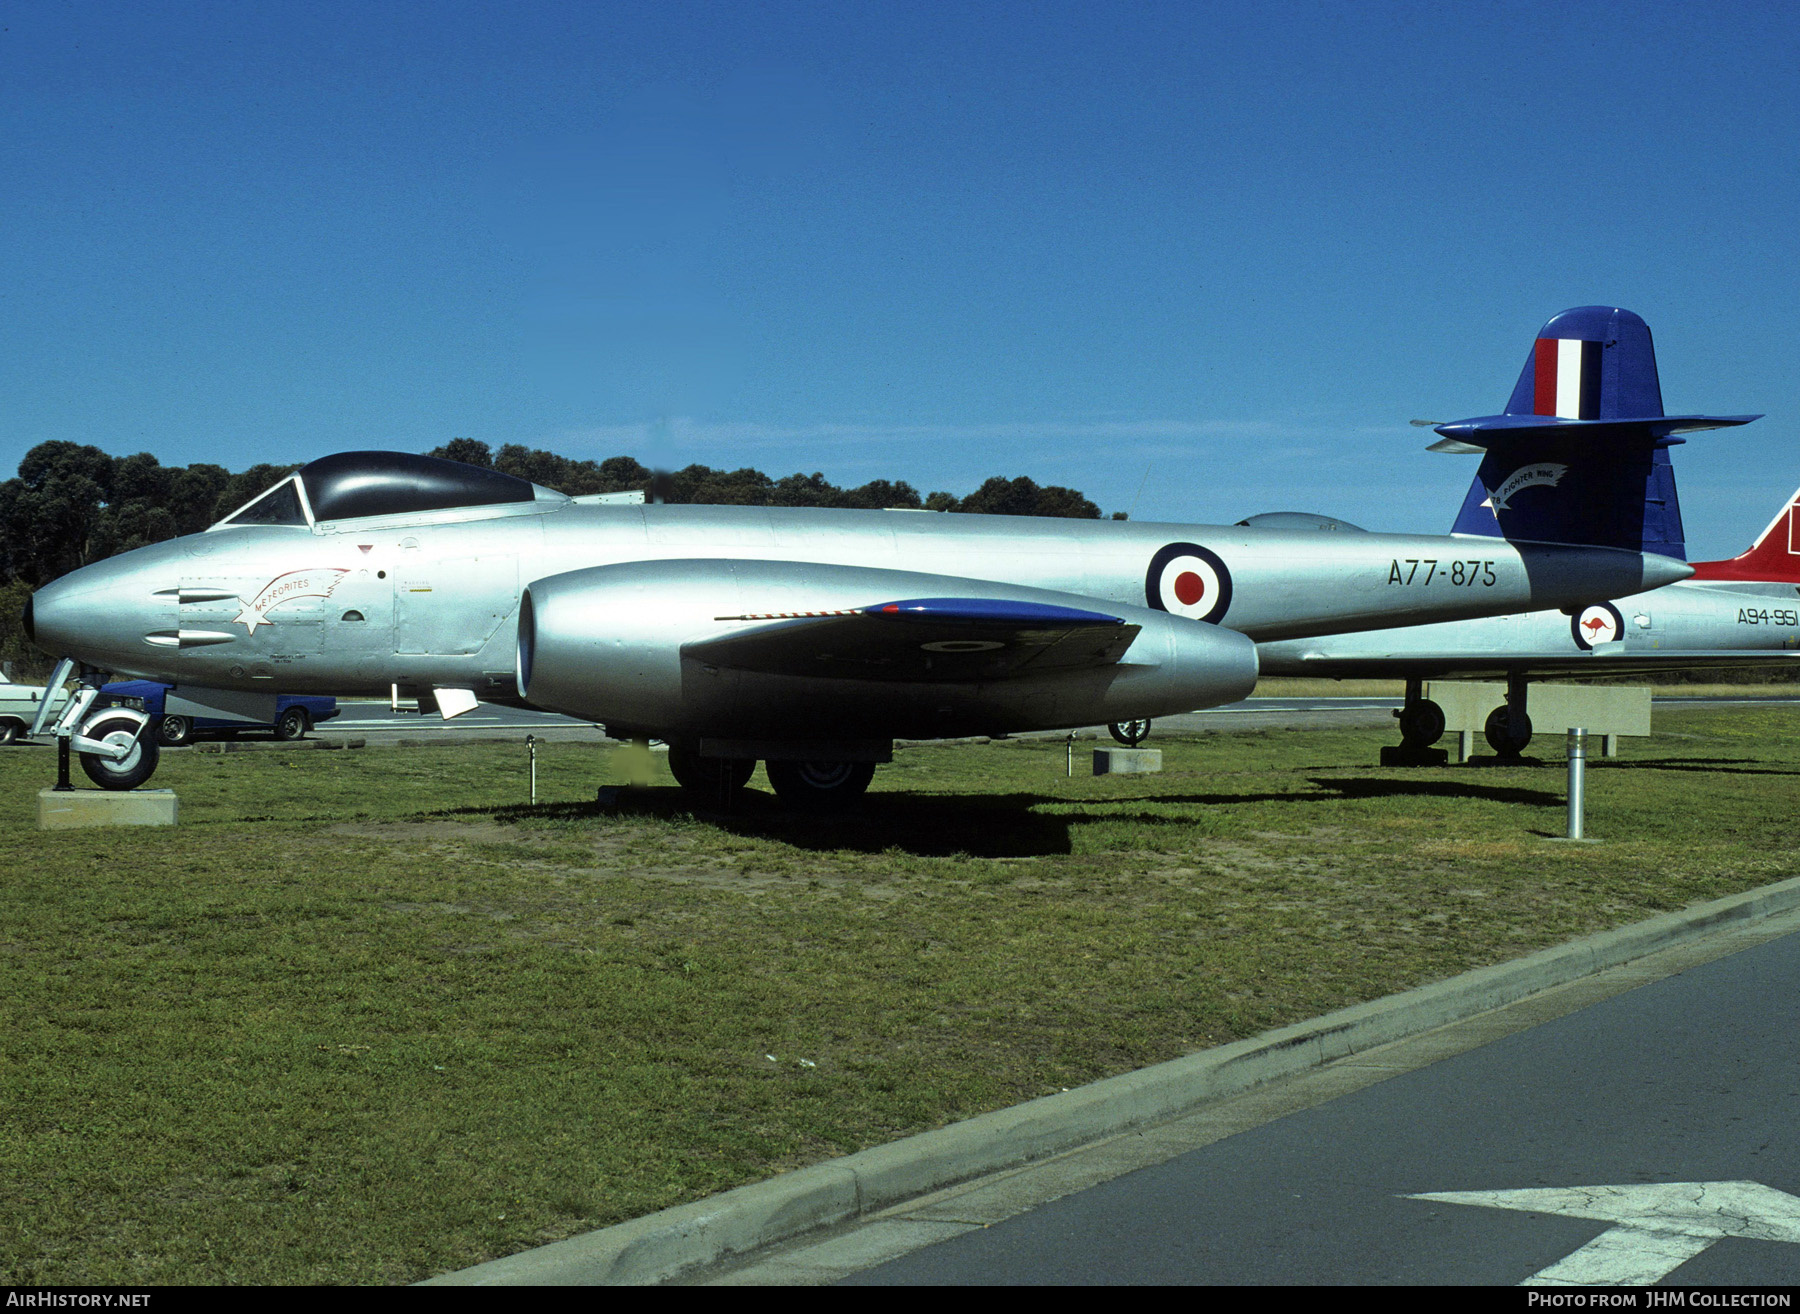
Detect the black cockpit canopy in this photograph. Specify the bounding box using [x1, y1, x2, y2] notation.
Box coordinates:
[218, 451, 550, 528]
[299, 451, 538, 520]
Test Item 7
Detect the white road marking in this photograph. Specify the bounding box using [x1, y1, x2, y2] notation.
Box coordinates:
[331, 719, 581, 731]
[1409, 1180, 1800, 1286]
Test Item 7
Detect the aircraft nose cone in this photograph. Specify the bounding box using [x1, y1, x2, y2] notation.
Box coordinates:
[27, 574, 77, 654]
[27, 548, 173, 671]
[27, 570, 123, 660]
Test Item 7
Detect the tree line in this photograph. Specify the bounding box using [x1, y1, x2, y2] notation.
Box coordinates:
[425, 438, 1107, 518]
[0, 437, 1111, 673]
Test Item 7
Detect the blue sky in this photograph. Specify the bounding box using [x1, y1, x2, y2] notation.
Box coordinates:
[4, 1, 1798, 557]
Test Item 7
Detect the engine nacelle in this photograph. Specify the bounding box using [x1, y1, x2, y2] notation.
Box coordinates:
[518, 559, 1258, 742]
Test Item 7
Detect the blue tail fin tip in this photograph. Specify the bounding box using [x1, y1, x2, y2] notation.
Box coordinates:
[1502, 306, 1664, 421]
[1442, 307, 1756, 559]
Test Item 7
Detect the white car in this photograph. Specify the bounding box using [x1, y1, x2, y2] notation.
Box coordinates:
[0, 681, 71, 745]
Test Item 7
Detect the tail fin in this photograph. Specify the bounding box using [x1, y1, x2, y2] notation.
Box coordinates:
[1689, 486, 1800, 583]
[1448, 448, 1684, 554]
[1434, 306, 1758, 558]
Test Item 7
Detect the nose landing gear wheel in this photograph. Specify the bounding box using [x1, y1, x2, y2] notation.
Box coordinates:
[79, 714, 160, 791]
[1108, 719, 1151, 747]
[764, 759, 876, 810]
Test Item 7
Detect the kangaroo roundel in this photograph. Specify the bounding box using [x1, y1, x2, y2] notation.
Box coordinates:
[1146, 542, 1233, 624]
[1571, 602, 1624, 650]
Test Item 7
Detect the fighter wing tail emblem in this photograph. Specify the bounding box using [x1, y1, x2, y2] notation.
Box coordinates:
[1489, 463, 1568, 511]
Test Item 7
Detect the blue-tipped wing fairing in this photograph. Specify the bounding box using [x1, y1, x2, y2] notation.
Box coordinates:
[688, 597, 1138, 682]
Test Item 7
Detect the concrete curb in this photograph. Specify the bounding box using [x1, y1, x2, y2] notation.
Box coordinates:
[427, 873, 1800, 1286]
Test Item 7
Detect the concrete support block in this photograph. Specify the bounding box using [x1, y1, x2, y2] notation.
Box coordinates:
[1093, 747, 1162, 776]
[1424, 680, 1651, 739]
[39, 788, 177, 830]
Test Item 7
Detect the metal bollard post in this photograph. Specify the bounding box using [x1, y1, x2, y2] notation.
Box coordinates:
[527, 734, 538, 805]
[54, 734, 74, 792]
[1067, 731, 1075, 778]
[1566, 727, 1586, 840]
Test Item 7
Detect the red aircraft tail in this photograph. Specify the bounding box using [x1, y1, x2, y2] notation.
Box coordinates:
[1689, 485, 1800, 583]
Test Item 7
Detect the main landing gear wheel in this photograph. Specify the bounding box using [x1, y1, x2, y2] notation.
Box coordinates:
[274, 708, 309, 741]
[1396, 699, 1446, 748]
[79, 714, 160, 791]
[1484, 706, 1534, 757]
[764, 759, 876, 810]
[156, 714, 193, 747]
[1109, 719, 1152, 747]
[666, 743, 755, 803]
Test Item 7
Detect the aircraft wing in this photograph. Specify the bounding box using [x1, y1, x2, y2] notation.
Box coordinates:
[685, 596, 1140, 682]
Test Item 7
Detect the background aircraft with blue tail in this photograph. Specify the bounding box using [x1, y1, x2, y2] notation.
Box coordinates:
[1254, 306, 1793, 755]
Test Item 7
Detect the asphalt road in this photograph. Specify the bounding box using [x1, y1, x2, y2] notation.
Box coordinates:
[315, 695, 1800, 741]
[313, 697, 1410, 741]
[843, 924, 1800, 1286]
[320, 700, 607, 738]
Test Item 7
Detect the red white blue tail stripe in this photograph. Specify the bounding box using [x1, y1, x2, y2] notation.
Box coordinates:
[1533, 337, 1603, 419]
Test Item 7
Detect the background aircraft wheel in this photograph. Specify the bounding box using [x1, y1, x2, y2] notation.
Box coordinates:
[1483, 706, 1533, 756]
[1397, 699, 1446, 748]
[156, 714, 193, 746]
[274, 708, 309, 741]
[666, 743, 755, 798]
[1108, 719, 1151, 746]
[0, 719, 20, 747]
[764, 759, 876, 810]
[78, 714, 160, 791]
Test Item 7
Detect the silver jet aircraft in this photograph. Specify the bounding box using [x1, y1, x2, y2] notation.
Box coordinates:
[23, 306, 1749, 806]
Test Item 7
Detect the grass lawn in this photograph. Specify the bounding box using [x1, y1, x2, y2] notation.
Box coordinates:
[3, 708, 1799, 1283]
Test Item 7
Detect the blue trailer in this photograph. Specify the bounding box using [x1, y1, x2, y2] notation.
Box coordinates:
[100, 681, 339, 746]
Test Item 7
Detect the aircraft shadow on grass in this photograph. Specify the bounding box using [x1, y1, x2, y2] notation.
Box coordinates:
[1597, 757, 1800, 777]
[1304, 777, 1565, 807]
[434, 774, 1566, 859]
